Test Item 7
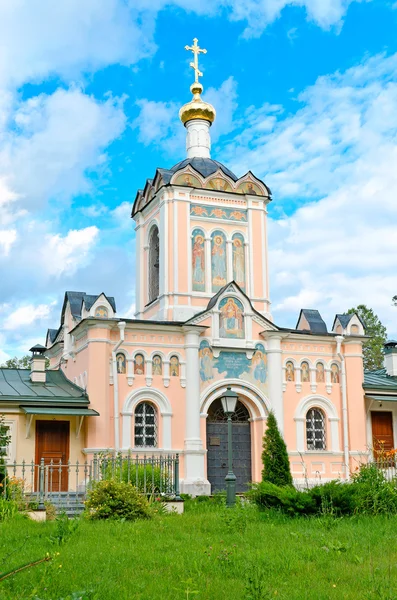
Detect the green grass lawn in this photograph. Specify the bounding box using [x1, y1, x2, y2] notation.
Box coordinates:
[1, 502, 397, 599]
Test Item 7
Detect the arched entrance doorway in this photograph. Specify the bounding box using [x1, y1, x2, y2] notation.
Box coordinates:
[206, 398, 251, 493]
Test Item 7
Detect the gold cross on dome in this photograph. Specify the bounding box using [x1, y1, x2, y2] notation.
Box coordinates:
[185, 37, 207, 84]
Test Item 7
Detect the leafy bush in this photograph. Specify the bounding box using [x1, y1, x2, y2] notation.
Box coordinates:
[352, 463, 397, 515]
[99, 454, 172, 495]
[250, 462, 397, 518]
[309, 481, 359, 516]
[248, 481, 316, 517]
[85, 479, 151, 521]
[261, 412, 292, 487]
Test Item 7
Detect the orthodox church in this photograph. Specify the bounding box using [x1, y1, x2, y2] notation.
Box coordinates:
[5, 39, 390, 496]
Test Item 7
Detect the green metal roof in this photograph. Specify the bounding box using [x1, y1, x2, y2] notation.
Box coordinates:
[21, 407, 99, 416]
[364, 394, 397, 402]
[0, 368, 88, 404]
[364, 369, 397, 391]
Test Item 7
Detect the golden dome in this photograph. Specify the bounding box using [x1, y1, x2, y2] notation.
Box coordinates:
[179, 82, 216, 126]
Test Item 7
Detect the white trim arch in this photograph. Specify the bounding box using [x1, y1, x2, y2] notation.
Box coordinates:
[200, 379, 270, 419]
[294, 395, 340, 453]
[145, 219, 160, 245]
[121, 388, 173, 451]
[209, 226, 228, 239]
[230, 230, 247, 242]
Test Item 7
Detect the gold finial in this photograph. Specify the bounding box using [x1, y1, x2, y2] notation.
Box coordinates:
[185, 38, 207, 84]
[179, 38, 215, 126]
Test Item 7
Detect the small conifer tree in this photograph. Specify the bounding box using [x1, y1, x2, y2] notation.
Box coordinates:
[262, 412, 293, 487]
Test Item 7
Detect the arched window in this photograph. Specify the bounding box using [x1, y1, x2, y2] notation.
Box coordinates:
[170, 356, 179, 377]
[316, 362, 325, 383]
[306, 408, 326, 450]
[331, 364, 340, 384]
[134, 354, 145, 375]
[95, 306, 108, 318]
[350, 324, 359, 335]
[148, 226, 160, 303]
[152, 354, 163, 376]
[301, 361, 310, 382]
[116, 353, 126, 374]
[134, 402, 157, 447]
[285, 361, 295, 382]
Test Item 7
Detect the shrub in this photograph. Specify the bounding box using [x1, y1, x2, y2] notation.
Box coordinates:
[309, 481, 359, 516]
[261, 412, 292, 487]
[99, 454, 172, 495]
[352, 463, 397, 515]
[85, 479, 151, 521]
[248, 481, 316, 517]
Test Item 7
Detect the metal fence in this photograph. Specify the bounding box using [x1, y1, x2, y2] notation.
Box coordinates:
[0, 453, 180, 510]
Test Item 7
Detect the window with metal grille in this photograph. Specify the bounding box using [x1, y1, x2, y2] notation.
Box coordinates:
[306, 408, 326, 451]
[134, 402, 157, 447]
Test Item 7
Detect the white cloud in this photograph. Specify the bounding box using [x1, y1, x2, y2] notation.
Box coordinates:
[3, 303, 54, 331]
[0, 0, 155, 90]
[1, 88, 126, 215]
[0, 229, 17, 256]
[220, 52, 397, 333]
[41, 226, 100, 277]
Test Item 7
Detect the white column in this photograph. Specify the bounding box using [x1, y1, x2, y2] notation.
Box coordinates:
[181, 326, 210, 495]
[186, 119, 211, 159]
[205, 237, 211, 293]
[267, 334, 284, 433]
[226, 240, 233, 282]
[244, 242, 250, 296]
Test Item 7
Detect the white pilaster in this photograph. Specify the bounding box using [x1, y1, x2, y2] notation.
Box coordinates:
[244, 242, 250, 296]
[226, 239, 233, 282]
[181, 326, 210, 495]
[267, 335, 284, 433]
[205, 236, 211, 293]
[135, 219, 143, 317]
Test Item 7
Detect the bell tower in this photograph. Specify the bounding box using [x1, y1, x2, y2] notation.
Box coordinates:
[132, 39, 272, 323]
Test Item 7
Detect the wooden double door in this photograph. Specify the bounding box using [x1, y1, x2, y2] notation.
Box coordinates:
[35, 421, 70, 492]
[371, 412, 394, 459]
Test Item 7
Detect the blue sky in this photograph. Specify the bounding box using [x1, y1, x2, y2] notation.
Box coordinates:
[1, 0, 397, 361]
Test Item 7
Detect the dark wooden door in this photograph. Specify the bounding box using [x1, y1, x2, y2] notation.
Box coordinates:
[206, 399, 251, 493]
[35, 421, 70, 492]
[371, 412, 394, 459]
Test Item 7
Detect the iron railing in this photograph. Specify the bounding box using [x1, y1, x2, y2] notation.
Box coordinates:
[0, 453, 181, 509]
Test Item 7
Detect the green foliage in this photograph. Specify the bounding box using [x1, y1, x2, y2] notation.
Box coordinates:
[261, 412, 293, 487]
[0, 355, 31, 369]
[352, 463, 397, 515]
[251, 463, 397, 518]
[0, 355, 50, 369]
[99, 453, 172, 495]
[309, 481, 359, 516]
[84, 479, 151, 521]
[249, 481, 316, 516]
[50, 512, 79, 546]
[0, 498, 19, 522]
[347, 305, 387, 370]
